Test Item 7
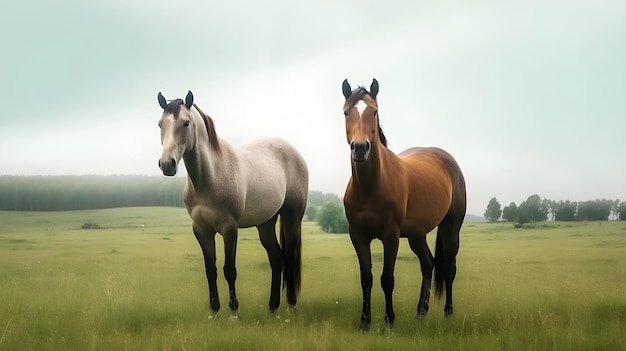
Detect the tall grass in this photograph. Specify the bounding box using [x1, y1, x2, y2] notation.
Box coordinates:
[0, 208, 624, 350]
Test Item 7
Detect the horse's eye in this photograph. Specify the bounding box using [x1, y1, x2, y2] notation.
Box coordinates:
[184, 121, 190, 127]
[343, 111, 348, 117]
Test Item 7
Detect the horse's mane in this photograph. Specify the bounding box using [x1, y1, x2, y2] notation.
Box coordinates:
[193, 103, 222, 156]
[163, 99, 222, 156]
[346, 87, 388, 147]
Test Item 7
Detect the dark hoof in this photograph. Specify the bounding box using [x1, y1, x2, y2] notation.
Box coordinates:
[268, 300, 280, 313]
[210, 300, 220, 313]
[384, 314, 395, 328]
[417, 301, 429, 315]
[359, 321, 370, 332]
[444, 306, 453, 317]
[229, 299, 239, 313]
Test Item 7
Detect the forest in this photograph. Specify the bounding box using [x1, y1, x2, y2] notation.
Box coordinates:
[0, 176, 186, 211]
[0, 176, 349, 232]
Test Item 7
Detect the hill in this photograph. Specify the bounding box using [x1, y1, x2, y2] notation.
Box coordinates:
[464, 213, 486, 222]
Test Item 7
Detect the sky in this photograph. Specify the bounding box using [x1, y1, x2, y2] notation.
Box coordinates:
[1, 0, 625, 216]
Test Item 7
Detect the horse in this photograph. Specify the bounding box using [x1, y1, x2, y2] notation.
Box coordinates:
[157, 91, 308, 316]
[340, 79, 466, 331]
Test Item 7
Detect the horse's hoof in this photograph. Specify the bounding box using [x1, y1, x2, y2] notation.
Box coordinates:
[384, 315, 395, 328]
[210, 301, 220, 313]
[359, 322, 370, 332]
[444, 307, 453, 317]
[268, 300, 280, 312]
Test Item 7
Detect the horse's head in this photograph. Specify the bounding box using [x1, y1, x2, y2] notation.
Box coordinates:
[157, 91, 196, 176]
[341, 79, 386, 162]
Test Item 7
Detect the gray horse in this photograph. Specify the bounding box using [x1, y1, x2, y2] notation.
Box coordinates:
[157, 91, 308, 317]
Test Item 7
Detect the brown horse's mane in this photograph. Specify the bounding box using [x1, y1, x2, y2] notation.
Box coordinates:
[163, 99, 222, 156]
[346, 87, 388, 147]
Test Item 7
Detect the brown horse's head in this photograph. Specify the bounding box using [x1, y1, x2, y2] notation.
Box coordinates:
[341, 79, 387, 162]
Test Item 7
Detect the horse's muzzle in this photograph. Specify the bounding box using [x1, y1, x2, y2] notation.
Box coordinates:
[159, 158, 177, 176]
[351, 141, 371, 162]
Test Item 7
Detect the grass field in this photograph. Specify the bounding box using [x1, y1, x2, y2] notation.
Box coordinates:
[0, 208, 625, 350]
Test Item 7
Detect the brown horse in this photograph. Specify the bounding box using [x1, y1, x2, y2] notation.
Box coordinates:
[341, 79, 466, 331]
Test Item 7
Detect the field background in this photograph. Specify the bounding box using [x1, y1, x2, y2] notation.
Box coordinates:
[0, 208, 624, 350]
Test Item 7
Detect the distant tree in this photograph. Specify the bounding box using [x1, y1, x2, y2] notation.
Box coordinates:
[554, 200, 577, 221]
[502, 202, 518, 222]
[542, 198, 555, 221]
[484, 197, 502, 222]
[619, 202, 626, 221]
[577, 199, 612, 221]
[315, 201, 348, 233]
[307, 191, 342, 208]
[517, 194, 547, 223]
[611, 199, 620, 220]
[305, 204, 319, 222]
[306, 190, 344, 223]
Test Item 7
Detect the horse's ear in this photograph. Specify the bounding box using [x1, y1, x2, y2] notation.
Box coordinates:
[185, 91, 194, 109]
[342, 79, 352, 99]
[158, 92, 167, 110]
[370, 79, 379, 99]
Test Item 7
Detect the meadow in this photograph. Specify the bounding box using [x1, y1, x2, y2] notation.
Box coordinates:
[0, 207, 624, 350]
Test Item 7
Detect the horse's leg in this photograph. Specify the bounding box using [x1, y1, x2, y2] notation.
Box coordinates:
[350, 231, 373, 331]
[257, 215, 283, 312]
[438, 220, 461, 317]
[193, 223, 220, 313]
[408, 234, 434, 317]
[279, 208, 303, 308]
[222, 224, 240, 316]
[381, 233, 399, 328]
[445, 222, 461, 317]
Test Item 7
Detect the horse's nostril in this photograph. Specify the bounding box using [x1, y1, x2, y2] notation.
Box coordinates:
[351, 141, 370, 153]
[159, 158, 176, 172]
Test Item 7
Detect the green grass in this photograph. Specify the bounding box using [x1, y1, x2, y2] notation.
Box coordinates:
[0, 208, 625, 350]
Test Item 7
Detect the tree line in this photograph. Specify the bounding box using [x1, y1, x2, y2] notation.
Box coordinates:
[0, 176, 185, 211]
[0, 176, 349, 233]
[484, 194, 626, 223]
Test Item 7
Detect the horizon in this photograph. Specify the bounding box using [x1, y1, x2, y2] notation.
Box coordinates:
[2, 1, 625, 216]
[1, 174, 623, 219]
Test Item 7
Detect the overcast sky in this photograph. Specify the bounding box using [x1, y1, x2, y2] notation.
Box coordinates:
[1, 0, 625, 215]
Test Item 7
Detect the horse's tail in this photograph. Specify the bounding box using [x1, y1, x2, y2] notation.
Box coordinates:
[280, 218, 302, 297]
[434, 227, 445, 299]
